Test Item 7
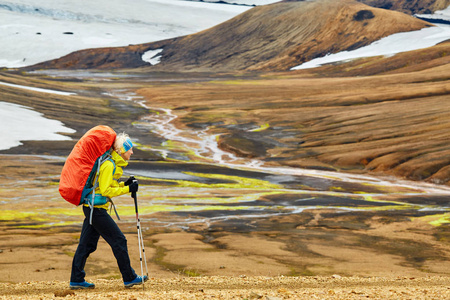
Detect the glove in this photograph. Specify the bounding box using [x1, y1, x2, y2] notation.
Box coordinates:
[129, 181, 139, 193]
[124, 176, 135, 186]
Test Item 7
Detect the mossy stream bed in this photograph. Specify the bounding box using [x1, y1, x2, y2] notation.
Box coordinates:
[1, 154, 449, 231]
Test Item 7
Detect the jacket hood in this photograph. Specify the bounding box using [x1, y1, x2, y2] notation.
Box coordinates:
[112, 150, 128, 167]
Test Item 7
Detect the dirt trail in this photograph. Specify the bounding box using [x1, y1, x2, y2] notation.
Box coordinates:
[1, 276, 450, 299]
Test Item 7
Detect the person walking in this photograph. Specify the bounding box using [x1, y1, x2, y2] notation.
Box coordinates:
[70, 132, 148, 289]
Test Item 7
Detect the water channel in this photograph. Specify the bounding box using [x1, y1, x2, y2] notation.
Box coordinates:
[107, 89, 450, 230]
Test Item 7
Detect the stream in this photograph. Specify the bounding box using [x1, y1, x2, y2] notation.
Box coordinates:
[106, 89, 450, 229]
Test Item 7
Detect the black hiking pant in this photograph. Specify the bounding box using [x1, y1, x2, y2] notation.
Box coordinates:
[70, 206, 137, 283]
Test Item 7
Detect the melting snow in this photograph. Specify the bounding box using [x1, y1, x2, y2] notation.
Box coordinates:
[0, 101, 75, 150]
[0, 81, 76, 96]
[292, 24, 450, 70]
[415, 5, 450, 23]
[142, 49, 163, 65]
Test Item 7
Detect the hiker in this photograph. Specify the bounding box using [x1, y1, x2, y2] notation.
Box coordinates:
[70, 133, 148, 289]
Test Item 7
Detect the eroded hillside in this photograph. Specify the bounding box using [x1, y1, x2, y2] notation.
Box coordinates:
[25, 0, 431, 72]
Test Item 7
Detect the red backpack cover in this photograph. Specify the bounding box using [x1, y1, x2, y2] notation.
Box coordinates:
[59, 125, 117, 205]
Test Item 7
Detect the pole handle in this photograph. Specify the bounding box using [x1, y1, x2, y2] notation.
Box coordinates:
[132, 191, 138, 214]
[129, 175, 138, 213]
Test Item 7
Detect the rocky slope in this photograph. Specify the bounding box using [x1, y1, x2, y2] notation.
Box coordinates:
[25, 0, 431, 72]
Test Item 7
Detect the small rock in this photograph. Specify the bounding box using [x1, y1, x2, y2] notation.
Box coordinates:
[54, 290, 75, 297]
[266, 297, 282, 300]
[248, 291, 262, 299]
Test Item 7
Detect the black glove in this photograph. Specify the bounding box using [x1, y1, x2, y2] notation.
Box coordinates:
[124, 176, 135, 186]
[129, 180, 139, 193]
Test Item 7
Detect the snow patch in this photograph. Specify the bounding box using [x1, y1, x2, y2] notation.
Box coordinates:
[415, 5, 450, 24]
[0, 81, 76, 95]
[0, 101, 75, 150]
[142, 49, 163, 65]
[291, 24, 450, 70]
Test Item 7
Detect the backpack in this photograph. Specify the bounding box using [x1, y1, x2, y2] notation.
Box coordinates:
[59, 125, 117, 206]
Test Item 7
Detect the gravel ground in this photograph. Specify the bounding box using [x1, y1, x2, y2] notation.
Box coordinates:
[1, 276, 450, 300]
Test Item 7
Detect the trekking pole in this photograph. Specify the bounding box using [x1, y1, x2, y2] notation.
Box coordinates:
[131, 178, 148, 289]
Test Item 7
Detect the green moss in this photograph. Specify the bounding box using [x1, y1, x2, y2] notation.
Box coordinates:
[0, 210, 37, 221]
[0, 208, 81, 228]
[137, 171, 283, 190]
[424, 214, 450, 227]
[182, 172, 283, 190]
[329, 186, 345, 192]
[361, 195, 418, 211]
[286, 267, 302, 277]
[16, 221, 80, 229]
[297, 268, 316, 276]
[183, 269, 202, 277]
[63, 250, 75, 257]
[250, 123, 270, 132]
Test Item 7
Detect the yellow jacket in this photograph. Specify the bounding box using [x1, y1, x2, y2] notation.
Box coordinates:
[84, 151, 130, 209]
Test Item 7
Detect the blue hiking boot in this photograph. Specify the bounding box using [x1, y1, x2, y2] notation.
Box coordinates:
[69, 281, 95, 289]
[124, 275, 148, 288]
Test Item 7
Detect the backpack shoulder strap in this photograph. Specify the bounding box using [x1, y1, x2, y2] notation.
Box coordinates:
[106, 158, 116, 175]
[100, 157, 120, 221]
[98, 149, 115, 174]
[88, 150, 116, 225]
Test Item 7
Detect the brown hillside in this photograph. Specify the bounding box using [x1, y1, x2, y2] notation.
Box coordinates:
[132, 0, 432, 72]
[357, 0, 450, 14]
[25, 0, 431, 72]
[300, 39, 450, 77]
[24, 38, 176, 71]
